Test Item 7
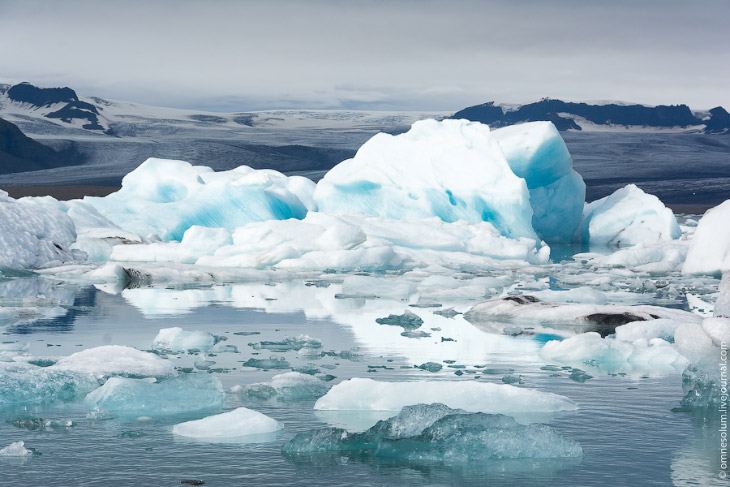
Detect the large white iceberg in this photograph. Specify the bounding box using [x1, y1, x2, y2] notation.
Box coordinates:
[83, 158, 316, 241]
[51, 345, 176, 378]
[575, 184, 680, 247]
[492, 122, 585, 243]
[0, 191, 80, 269]
[172, 407, 283, 439]
[313, 119, 538, 240]
[313, 378, 577, 414]
[683, 200, 730, 275]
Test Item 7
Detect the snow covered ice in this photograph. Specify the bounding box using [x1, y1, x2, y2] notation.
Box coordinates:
[314, 378, 577, 415]
[172, 407, 283, 440]
[683, 200, 730, 275]
[51, 345, 176, 378]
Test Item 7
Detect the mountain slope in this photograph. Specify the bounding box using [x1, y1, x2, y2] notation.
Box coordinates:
[450, 99, 728, 133]
[0, 117, 79, 173]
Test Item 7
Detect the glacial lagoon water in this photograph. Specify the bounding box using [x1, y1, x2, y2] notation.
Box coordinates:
[0, 271, 725, 486]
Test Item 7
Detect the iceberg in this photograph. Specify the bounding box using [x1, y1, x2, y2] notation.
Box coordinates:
[152, 327, 217, 353]
[83, 158, 316, 241]
[683, 200, 730, 275]
[313, 119, 537, 240]
[84, 373, 224, 415]
[0, 190, 80, 269]
[51, 345, 176, 378]
[233, 372, 328, 401]
[172, 407, 283, 439]
[539, 332, 687, 373]
[283, 403, 583, 463]
[313, 378, 577, 414]
[575, 184, 681, 247]
[492, 121, 586, 243]
[464, 295, 699, 337]
[0, 362, 99, 408]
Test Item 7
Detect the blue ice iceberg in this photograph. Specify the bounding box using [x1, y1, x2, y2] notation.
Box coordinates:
[84, 373, 224, 415]
[283, 403, 583, 463]
[83, 158, 316, 241]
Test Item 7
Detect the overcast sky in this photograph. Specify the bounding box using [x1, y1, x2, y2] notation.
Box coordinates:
[1, 0, 728, 112]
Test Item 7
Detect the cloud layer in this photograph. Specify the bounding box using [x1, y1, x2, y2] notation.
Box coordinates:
[1, 0, 728, 111]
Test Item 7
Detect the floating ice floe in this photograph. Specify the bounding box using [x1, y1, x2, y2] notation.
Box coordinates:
[84, 373, 224, 415]
[313, 378, 577, 415]
[575, 184, 681, 247]
[683, 200, 730, 275]
[0, 190, 82, 269]
[284, 403, 583, 463]
[152, 327, 217, 353]
[172, 407, 283, 440]
[51, 345, 176, 378]
[464, 295, 699, 337]
[232, 372, 328, 401]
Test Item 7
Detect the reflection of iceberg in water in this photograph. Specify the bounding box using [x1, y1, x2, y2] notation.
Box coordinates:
[672, 412, 728, 487]
[0, 277, 91, 333]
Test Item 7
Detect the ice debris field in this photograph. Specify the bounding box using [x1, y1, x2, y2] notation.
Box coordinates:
[1, 118, 729, 485]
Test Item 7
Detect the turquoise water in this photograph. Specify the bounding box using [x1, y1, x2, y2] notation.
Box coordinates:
[0, 281, 724, 486]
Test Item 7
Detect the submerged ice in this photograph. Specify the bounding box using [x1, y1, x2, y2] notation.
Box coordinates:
[283, 403, 583, 463]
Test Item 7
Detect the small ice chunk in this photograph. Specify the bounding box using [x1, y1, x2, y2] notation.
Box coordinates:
[314, 378, 577, 414]
[241, 356, 291, 369]
[172, 407, 282, 439]
[375, 310, 423, 330]
[84, 374, 224, 415]
[250, 335, 321, 352]
[235, 372, 328, 401]
[51, 345, 176, 379]
[0, 441, 32, 457]
[152, 327, 216, 353]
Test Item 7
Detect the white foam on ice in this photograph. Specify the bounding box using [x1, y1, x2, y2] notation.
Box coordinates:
[172, 407, 283, 439]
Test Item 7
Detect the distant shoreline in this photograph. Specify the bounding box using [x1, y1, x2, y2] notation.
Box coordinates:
[0, 185, 714, 215]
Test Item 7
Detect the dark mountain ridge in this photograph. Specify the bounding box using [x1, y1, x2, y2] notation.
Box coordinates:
[451, 99, 730, 133]
[0, 117, 83, 174]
